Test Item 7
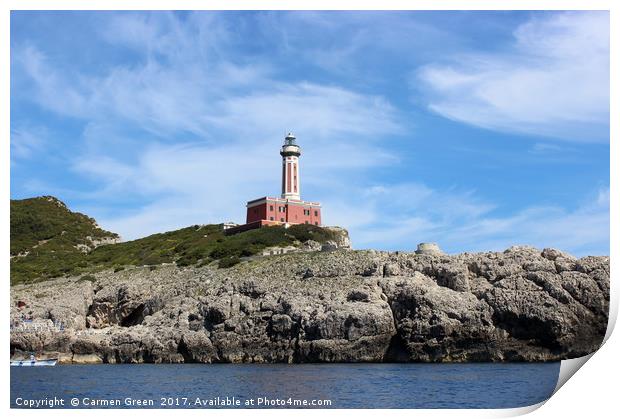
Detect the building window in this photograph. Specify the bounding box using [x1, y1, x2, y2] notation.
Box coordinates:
[270, 217, 274, 221]
[254, 208, 258, 214]
[280, 218, 285, 222]
[315, 222, 318, 226]
[314, 210, 318, 216]
[269, 205, 273, 211]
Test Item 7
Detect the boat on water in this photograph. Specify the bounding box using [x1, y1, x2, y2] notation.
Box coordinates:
[10, 354, 57, 367]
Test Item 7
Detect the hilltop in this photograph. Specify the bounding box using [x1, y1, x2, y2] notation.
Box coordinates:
[10, 196, 348, 285]
[11, 196, 119, 255]
[10, 196, 120, 284]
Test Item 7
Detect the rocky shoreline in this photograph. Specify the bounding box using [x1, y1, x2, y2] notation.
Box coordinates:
[10, 246, 609, 363]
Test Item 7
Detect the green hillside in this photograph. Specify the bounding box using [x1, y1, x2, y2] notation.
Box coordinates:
[11, 196, 120, 284]
[10, 196, 338, 285]
[11, 196, 118, 256]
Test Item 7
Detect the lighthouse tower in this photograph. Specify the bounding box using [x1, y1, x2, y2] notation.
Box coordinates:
[280, 132, 301, 200]
[227, 132, 322, 234]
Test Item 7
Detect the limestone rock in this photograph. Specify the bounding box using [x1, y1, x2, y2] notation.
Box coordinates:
[10, 246, 609, 363]
[301, 240, 322, 252]
[323, 226, 351, 249]
[415, 242, 443, 255]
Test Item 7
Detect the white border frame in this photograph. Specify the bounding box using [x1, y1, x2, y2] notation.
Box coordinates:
[2, 2, 616, 418]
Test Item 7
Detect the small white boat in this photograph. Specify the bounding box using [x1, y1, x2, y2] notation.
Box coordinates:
[10, 355, 57, 367]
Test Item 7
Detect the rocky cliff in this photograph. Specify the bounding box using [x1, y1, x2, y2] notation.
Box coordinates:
[10, 246, 609, 363]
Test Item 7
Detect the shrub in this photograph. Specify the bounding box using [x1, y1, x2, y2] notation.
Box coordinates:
[176, 255, 199, 267]
[218, 255, 241, 269]
[210, 247, 236, 259]
[288, 224, 336, 243]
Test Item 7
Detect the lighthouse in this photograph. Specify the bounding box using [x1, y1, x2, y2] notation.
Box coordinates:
[226, 132, 323, 234]
[280, 133, 301, 200]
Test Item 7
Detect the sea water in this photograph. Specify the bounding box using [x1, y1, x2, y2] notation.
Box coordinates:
[11, 363, 560, 409]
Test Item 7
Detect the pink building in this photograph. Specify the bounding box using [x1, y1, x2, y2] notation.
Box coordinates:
[227, 133, 322, 234]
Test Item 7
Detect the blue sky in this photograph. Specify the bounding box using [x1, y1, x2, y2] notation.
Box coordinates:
[10, 11, 610, 256]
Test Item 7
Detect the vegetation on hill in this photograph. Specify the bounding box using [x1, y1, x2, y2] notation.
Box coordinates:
[10, 196, 339, 285]
[11, 196, 118, 256]
[11, 196, 119, 284]
[86, 222, 337, 269]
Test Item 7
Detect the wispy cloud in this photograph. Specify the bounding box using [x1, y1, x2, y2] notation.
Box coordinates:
[12, 12, 403, 142]
[13, 44, 91, 119]
[417, 11, 609, 142]
[213, 83, 402, 139]
[529, 143, 565, 154]
[441, 187, 610, 256]
[336, 183, 609, 257]
[10, 124, 47, 160]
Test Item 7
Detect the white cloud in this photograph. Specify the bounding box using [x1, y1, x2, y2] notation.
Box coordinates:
[10, 125, 47, 159]
[442, 188, 610, 256]
[338, 183, 609, 257]
[13, 45, 91, 119]
[92, 197, 223, 242]
[77, 143, 271, 239]
[13, 11, 402, 142]
[213, 83, 402, 140]
[258, 12, 463, 75]
[529, 143, 566, 154]
[417, 11, 609, 141]
[100, 13, 168, 51]
[331, 182, 494, 250]
[14, 46, 400, 142]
